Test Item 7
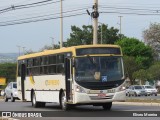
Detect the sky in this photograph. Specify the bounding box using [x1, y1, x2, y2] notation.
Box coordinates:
[0, 0, 160, 53]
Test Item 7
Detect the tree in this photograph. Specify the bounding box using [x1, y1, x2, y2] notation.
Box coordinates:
[39, 44, 60, 52]
[133, 69, 147, 85]
[115, 37, 153, 69]
[123, 56, 141, 85]
[98, 25, 125, 44]
[24, 49, 35, 55]
[0, 63, 17, 83]
[143, 23, 160, 60]
[147, 62, 160, 80]
[66, 25, 123, 46]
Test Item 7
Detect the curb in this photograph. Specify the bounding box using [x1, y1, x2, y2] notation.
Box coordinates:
[114, 102, 160, 106]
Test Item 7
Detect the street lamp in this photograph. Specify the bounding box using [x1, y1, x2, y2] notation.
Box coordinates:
[16, 45, 26, 56]
[118, 16, 123, 35]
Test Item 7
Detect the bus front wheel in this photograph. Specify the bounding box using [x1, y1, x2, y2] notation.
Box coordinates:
[102, 102, 112, 110]
[31, 92, 40, 108]
[60, 92, 70, 111]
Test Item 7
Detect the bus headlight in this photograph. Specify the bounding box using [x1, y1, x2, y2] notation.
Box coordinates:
[118, 85, 126, 92]
[75, 85, 86, 93]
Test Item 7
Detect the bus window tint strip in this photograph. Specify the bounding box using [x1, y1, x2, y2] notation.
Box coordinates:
[76, 48, 121, 56]
[18, 52, 71, 76]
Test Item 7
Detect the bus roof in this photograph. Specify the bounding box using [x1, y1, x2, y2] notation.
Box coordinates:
[18, 44, 121, 60]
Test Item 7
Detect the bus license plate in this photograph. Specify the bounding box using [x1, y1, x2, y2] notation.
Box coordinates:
[98, 93, 106, 98]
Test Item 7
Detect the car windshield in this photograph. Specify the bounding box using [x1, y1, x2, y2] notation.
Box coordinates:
[75, 56, 123, 82]
[134, 86, 143, 89]
[13, 83, 17, 88]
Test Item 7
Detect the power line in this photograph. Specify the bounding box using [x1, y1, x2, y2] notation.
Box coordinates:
[101, 6, 157, 12]
[0, 0, 63, 14]
[101, 11, 160, 16]
[100, 6, 160, 13]
[15, 0, 63, 10]
[0, 7, 89, 24]
[0, 12, 86, 27]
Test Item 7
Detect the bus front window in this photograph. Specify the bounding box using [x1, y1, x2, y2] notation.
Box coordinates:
[75, 56, 123, 83]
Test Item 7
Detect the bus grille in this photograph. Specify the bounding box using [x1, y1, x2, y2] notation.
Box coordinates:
[89, 95, 113, 100]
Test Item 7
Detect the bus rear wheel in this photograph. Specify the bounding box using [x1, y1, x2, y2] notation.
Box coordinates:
[102, 102, 112, 110]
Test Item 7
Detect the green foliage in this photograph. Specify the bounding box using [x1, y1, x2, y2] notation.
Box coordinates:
[66, 25, 123, 46]
[147, 62, 160, 80]
[98, 25, 124, 44]
[115, 37, 153, 68]
[133, 69, 147, 85]
[0, 63, 17, 83]
[123, 56, 141, 84]
[66, 25, 93, 46]
[132, 62, 160, 85]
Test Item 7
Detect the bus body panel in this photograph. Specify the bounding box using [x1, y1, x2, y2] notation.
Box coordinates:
[17, 75, 65, 102]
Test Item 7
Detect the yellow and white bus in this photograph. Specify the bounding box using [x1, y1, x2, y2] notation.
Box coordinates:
[17, 44, 126, 110]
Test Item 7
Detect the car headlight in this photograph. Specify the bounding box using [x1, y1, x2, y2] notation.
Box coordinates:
[136, 91, 140, 93]
[154, 89, 158, 92]
[13, 91, 18, 95]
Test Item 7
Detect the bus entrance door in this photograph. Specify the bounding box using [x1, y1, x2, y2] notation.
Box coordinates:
[21, 64, 26, 101]
[65, 58, 73, 102]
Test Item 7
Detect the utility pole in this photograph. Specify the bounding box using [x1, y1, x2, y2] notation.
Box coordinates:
[92, 0, 99, 45]
[60, 0, 63, 48]
[118, 16, 123, 34]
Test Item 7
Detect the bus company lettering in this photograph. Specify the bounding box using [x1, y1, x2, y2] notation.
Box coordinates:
[45, 80, 60, 86]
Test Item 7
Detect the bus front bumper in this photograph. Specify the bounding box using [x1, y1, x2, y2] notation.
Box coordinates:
[74, 91, 126, 104]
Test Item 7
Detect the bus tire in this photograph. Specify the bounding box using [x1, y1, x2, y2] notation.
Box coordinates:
[102, 102, 112, 110]
[39, 102, 46, 107]
[60, 92, 70, 111]
[31, 92, 40, 108]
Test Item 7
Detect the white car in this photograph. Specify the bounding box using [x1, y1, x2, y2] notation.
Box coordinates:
[0, 89, 5, 96]
[126, 85, 147, 97]
[142, 85, 158, 96]
[4, 82, 18, 102]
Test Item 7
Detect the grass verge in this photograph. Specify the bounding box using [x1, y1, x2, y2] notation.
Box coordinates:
[126, 99, 160, 103]
[0, 96, 4, 99]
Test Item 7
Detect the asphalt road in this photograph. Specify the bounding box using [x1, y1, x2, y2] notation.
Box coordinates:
[0, 100, 160, 111]
[0, 100, 160, 120]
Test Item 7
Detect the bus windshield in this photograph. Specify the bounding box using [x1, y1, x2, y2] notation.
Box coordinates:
[75, 56, 123, 83]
